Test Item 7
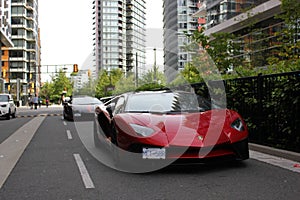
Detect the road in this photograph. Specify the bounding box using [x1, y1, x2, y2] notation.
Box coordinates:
[0, 106, 300, 200]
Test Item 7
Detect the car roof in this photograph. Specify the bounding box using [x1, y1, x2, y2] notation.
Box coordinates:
[129, 90, 194, 96]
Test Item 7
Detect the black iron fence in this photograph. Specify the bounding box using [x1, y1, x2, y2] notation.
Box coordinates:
[188, 71, 300, 153]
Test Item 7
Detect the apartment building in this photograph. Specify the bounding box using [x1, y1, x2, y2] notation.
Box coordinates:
[92, 0, 146, 75]
[163, 0, 199, 82]
[194, 0, 285, 68]
[0, 0, 13, 93]
[8, 0, 40, 104]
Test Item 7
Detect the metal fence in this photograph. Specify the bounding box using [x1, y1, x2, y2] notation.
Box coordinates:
[189, 71, 300, 152]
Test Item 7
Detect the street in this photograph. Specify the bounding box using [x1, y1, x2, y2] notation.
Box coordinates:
[0, 106, 300, 200]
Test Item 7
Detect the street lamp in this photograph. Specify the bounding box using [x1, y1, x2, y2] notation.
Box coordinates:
[153, 48, 157, 83]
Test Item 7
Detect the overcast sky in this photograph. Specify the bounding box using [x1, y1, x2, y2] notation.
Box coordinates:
[38, 0, 164, 80]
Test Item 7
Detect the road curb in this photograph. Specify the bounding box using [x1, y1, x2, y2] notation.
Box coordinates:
[249, 143, 300, 162]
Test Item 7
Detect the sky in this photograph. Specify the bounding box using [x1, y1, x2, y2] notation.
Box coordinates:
[38, 0, 164, 81]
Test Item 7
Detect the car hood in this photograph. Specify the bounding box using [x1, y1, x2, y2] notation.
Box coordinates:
[72, 104, 98, 113]
[116, 109, 236, 147]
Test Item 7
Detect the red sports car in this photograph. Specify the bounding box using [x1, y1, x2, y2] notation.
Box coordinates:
[94, 90, 249, 169]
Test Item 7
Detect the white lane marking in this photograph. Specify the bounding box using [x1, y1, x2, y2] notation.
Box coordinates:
[0, 116, 46, 188]
[73, 154, 95, 189]
[66, 130, 72, 140]
[63, 121, 67, 126]
[250, 150, 300, 173]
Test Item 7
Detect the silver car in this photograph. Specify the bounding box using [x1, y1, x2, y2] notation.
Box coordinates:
[0, 94, 17, 120]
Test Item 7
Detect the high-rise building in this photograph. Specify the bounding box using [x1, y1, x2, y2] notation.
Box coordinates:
[9, 0, 40, 104]
[92, 0, 146, 75]
[0, 0, 13, 93]
[163, 0, 199, 82]
[194, 0, 286, 68]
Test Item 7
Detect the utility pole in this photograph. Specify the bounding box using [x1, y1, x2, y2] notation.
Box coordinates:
[135, 52, 138, 88]
[153, 48, 157, 83]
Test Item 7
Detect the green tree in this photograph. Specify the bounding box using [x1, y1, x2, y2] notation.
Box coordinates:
[185, 29, 243, 74]
[39, 81, 54, 101]
[113, 73, 136, 95]
[75, 77, 96, 96]
[51, 69, 73, 103]
[95, 68, 123, 98]
[271, 0, 300, 62]
[139, 68, 166, 86]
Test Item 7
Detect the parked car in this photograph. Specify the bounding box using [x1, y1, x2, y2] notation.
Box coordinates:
[63, 96, 103, 121]
[94, 90, 249, 166]
[0, 93, 17, 120]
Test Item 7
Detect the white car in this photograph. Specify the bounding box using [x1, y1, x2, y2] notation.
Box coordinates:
[0, 93, 17, 120]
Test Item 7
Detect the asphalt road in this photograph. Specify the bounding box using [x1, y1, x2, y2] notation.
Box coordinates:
[0, 106, 300, 200]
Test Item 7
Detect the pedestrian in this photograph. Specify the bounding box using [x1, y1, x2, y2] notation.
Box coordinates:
[38, 96, 42, 108]
[46, 96, 49, 108]
[33, 94, 38, 109]
[29, 96, 34, 109]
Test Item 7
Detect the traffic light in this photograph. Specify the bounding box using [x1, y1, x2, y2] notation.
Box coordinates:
[73, 64, 78, 73]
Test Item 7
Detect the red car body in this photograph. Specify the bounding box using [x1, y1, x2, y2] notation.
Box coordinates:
[94, 90, 249, 164]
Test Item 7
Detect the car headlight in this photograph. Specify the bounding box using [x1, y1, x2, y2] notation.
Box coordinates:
[1, 104, 7, 107]
[129, 124, 155, 137]
[231, 118, 245, 132]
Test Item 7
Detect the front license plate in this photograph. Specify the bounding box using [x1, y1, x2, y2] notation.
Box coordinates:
[142, 148, 166, 159]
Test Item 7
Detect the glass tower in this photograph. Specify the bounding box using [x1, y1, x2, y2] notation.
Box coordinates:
[9, 0, 40, 102]
[92, 0, 146, 75]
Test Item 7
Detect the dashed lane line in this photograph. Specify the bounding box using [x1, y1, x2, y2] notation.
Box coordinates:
[66, 130, 73, 140]
[73, 153, 95, 189]
[16, 113, 62, 118]
[0, 116, 46, 188]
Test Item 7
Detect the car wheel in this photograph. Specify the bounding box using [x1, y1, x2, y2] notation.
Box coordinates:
[6, 109, 11, 120]
[12, 109, 16, 118]
[111, 123, 122, 167]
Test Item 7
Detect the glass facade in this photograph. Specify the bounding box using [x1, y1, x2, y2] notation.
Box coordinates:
[163, 0, 199, 82]
[93, 0, 146, 74]
[194, 0, 286, 68]
[9, 0, 40, 99]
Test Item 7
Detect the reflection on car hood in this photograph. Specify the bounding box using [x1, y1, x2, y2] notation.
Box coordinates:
[72, 104, 98, 113]
[117, 109, 234, 147]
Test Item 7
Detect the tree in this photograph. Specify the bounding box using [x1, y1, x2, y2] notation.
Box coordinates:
[139, 68, 166, 86]
[95, 68, 123, 98]
[51, 69, 73, 103]
[113, 73, 136, 95]
[75, 77, 96, 96]
[39, 69, 73, 103]
[39, 82, 53, 101]
[271, 0, 300, 62]
[185, 28, 243, 73]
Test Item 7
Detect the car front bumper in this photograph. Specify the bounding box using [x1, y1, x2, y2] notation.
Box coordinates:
[0, 107, 9, 116]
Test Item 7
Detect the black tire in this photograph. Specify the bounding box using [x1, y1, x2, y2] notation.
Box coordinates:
[12, 109, 16, 118]
[111, 122, 122, 167]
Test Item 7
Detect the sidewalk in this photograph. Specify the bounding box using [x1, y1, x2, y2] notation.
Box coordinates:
[249, 143, 300, 162]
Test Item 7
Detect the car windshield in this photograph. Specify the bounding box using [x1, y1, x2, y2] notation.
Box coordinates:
[72, 97, 103, 105]
[125, 92, 200, 113]
[0, 95, 9, 102]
